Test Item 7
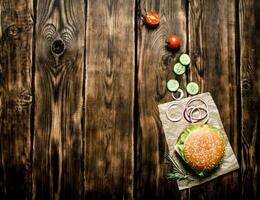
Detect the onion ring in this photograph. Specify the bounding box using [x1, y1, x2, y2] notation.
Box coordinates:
[189, 107, 202, 123]
[189, 107, 207, 123]
[183, 107, 193, 122]
[185, 106, 195, 120]
[193, 113, 209, 124]
[183, 108, 191, 122]
[190, 106, 208, 120]
[166, 103, 183, 122]
[166, 97, 210, 124]
[171, 88, 184, 101]
[183, 97, 209, 123]
[186, 98, 208, 111]
[183, 106, 201, 123]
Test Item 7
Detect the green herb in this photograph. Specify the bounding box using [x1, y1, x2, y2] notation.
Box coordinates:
[165, 154, 190, 181]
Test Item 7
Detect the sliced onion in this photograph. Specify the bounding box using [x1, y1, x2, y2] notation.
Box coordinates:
[166, 103, 183, 122]
[183, 108, 191, 122]
[183, 106, 201, 123]
[183, 97, 209, 124]
[190, 107, 208, 123]
[166, 97, 210, 124]
[190, 106, 208, 120]
[186, 98, 208, 111]
[189, 107, 203, 123]
[193, 113, 209, 124]
[171, 88, 184, 101]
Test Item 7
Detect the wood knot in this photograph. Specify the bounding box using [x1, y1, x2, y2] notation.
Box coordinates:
[23, 21, 33, 32]
[51, 39, 65, 56]
[18, 90, 32, 105]
[242, 79, 252, 95]
[42, 24, 75, 65]
[7, 25, 19, 37]
[6, 11, 33, 37]
[161, 53, 173, 69]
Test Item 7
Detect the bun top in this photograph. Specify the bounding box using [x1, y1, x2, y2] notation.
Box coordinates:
[183, 126, 225, 171]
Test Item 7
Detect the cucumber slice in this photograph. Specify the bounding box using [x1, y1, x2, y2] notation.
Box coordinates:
[186, 82, 199, 95]
[166, 79, 179, 92]
[173, 63, 186, 75]
[179, 53, 191, 66]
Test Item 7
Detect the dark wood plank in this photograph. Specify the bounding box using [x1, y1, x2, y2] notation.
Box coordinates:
[84, 0, 135, 199]
[188, 0, 240, 198]
[0, 1, 33, 199]
[136, 0, 187, 199]
[32, 0, 85, 199]
[239, 0, 260, 199]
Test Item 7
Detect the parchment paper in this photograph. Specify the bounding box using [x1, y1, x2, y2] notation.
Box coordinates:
[158, 92, 239, 190]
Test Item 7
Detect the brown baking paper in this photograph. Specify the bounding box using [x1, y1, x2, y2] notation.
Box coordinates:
[158, 92, 239, 190]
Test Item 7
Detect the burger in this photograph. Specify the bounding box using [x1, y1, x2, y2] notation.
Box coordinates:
[175, 124, 225, 176]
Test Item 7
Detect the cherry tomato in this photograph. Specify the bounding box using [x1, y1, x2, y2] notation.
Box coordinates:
[145, 11, 160, 26]
[167, 35, 181, 49]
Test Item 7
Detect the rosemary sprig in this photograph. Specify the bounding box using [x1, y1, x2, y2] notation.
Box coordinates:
[165, 154, 190, 181]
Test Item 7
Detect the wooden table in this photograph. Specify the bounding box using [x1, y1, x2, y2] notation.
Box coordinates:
[0, 0, 259, 199]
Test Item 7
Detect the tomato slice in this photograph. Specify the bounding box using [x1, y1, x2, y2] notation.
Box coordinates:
[145, 11, 160, 26]
[167, 35, 181, 49]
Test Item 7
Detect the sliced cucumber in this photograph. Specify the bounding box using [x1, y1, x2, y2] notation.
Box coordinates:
[173, 63, 186, 75]
[186, 82, 199, 95]
[166, 79, 179, 92]
[179, 53, 191, 66]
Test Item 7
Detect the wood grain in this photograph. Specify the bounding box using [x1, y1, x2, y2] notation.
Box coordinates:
[188, 0, 240, 198]
[0, 0, 33, 199]
[239, 0, 260, 199]
[32, 0, 85, 199]
[0, 0, 258, 199]
[136, 0, 187, 199]
[84, 0, 135, 199]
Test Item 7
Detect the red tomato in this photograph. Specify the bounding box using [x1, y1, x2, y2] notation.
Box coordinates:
[167, 35, 181, 49]
[145, 11, 160, 26]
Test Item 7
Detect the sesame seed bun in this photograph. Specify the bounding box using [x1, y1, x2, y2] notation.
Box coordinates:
[175, 124, 225, 176]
